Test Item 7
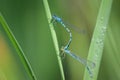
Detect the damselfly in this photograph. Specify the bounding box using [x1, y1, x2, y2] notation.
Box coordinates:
[52, 15, 86, 34]
[51, 15, 95, 77]
[61, 46, 95, 77]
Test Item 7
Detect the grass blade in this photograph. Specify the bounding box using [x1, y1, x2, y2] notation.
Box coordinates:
[43, 0, 65, 80]
[0, 13, 37, 80]
[83, 0, 113, 80]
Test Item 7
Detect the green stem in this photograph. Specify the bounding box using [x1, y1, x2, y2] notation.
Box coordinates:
[0, 13, 37, 80]
[43, 0, 65, 80]
[83, 0, 113, 80]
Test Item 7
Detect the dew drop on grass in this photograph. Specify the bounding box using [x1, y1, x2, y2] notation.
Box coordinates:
[101, 26, 107, 33]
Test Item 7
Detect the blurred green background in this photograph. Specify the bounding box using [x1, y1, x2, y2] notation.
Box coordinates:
[0, 0, 120, 80]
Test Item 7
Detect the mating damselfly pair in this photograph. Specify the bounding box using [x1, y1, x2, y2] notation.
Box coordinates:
[51, 15, 95, 77]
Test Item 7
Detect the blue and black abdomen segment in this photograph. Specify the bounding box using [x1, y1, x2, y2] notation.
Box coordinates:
[52, 15, 72, 50]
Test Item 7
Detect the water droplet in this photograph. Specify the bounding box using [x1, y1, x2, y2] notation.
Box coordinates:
[94, 53, 99, 62]
[96, 39, 102, 44]
[101, 26, 107, 33]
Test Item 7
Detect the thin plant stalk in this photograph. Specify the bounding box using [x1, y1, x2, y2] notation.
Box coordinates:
[43, 0, 65, 80]
[83, 0, 113, 80]
[0, 13, 37, 80]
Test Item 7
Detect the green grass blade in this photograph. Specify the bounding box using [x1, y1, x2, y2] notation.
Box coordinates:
[43, 0, 65, 80]
[83, 0, 113, 80]
[0, 13, 37, 80]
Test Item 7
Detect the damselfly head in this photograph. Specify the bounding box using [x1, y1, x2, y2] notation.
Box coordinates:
[61, 46, 65, 52]
[59, 46, 66, 59]
[52, 15, 62, 22]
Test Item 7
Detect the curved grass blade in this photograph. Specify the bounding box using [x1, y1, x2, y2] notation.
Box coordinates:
[43, 0, 65, 80]
[83, 0, 113, 79]
[0, 13, 37, 80]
